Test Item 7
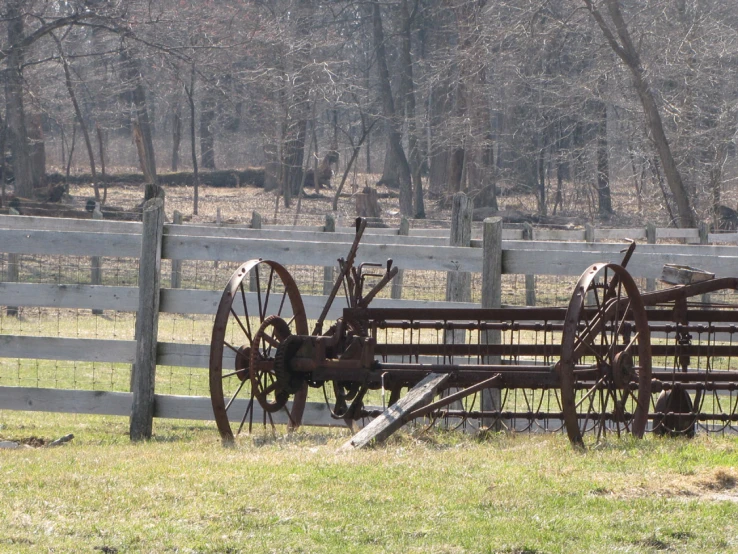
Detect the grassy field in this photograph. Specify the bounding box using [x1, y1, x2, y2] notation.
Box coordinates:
[2, 412, 738, 553]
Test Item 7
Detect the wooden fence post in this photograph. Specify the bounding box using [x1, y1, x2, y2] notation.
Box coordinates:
[323, 214, 336, 295]
[390, 217, 409, 300]
[585, 223, 596, 304]
[480, 216, 503, 429]
[250, 211, 262, 292]
[646, 222, 656, 292]
[446, 193, 472, 303]
[91, 207, 103, 315]
[6, 252, 18, 317]
[699, 221, 710, 304]
[170, 210, 182, 289]
[130, 193, 165, 441]
[523, 222, 535, 306]
[446, 193, 472, 348]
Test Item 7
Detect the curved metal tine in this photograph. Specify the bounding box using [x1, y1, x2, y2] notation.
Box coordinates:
[596, 387, 610, 441]
[580, 381, 601, 438]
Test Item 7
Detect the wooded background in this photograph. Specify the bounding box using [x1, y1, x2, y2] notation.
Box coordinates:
[1, 0, 737, 226]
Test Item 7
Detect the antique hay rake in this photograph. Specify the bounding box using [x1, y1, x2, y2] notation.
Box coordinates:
[209, 218, 738, 448]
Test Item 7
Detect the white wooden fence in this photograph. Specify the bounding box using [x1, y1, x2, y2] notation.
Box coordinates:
[2, 208, 738, 436]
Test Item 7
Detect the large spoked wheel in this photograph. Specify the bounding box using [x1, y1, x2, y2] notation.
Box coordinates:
[559, 263, 652, 448]
[210, 260, 308, 442]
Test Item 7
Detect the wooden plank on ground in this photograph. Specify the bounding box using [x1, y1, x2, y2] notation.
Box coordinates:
[339, 372, 451, 451]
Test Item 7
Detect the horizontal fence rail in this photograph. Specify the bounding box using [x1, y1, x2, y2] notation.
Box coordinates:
[2, 210, 738, 436]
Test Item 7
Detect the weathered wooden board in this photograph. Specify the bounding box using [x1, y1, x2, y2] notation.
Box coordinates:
[661, 264, 715, 285]
[0, 387, 133, 415]
[0, 283, 477, 318]
[0, 386, 365, 427]
[340, 372, 451, 451]
[503, 250, 738, 279]
[0, 229, 141, 257]
[0, 283, 139, 311]
[162, 235, 484, 272]
[0, 214, 140, 234]
[0, 336, 135, 363]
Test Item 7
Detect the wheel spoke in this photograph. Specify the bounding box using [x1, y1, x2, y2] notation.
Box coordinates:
[225, 378, 248, 412]
[230, 309, 252, 343]
[575, 377, 606, 410]
[238, 282, 252, 340]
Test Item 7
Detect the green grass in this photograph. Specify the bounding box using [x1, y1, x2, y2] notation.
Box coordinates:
[2, 412, 738, 553]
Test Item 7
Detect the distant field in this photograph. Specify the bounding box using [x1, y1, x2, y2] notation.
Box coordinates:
[1, 412, 738, 553]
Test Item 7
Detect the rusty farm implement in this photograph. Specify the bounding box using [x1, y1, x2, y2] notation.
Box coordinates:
[209, 218, 738, 448]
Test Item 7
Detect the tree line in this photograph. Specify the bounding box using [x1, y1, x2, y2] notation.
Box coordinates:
[1, 0, 736, 226]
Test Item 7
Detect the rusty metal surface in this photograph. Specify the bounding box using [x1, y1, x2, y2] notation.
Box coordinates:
[208, 222, 738, 447]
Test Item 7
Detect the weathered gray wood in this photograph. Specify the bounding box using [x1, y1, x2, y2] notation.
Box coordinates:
[0, 387, 367, 427]
[699, 222, 711, 304]
[501, 240, 738, 256]
[584, 224, 596, 304]
[166, 224, 448, 247]
[0, 229, 141, 257]
[0, 387, 133, 416]
[391, 217, 409, 299]
[646, 223, 657, 292]
[657, 228, 701, 240]
[481, 217, 503, 427]
[709, 232, 738, 244]
[249, 211, 262, 292]
[130, 197, 165, 441]
[340, 373, 451, 450]
[0, 214, 140, 234]
[504, 249, 738, 279]
[0, 283, 476, 320]
[523, 223, 535, 306]
[0, 283, 139, 311]
[91, 209, 103, 314]
[323, 214, 336, 295]
[661, 264, 714, 285]
[0, 335, 135, 363]
[162, 235, 484, 272]
[594, 228, 646, 241]
[446, 193, 472, 304]
[170, 211, 183, 289]
[6, 252, 19, 316]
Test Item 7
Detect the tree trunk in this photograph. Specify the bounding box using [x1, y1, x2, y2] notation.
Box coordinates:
[186, 65, 199, 215]
[199, 95, 216, 170]
[595, 99, 613, 217]
[121, 44, 157, 184]
[371, 0, 413, 216]
[5, 1, 35, 198]
[56, 36, 98, 200]
[172, 102, 182, 172]
[584, 0, 695, 227]
[400, 0, 425, 219]
[428, 82, 452, 196]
